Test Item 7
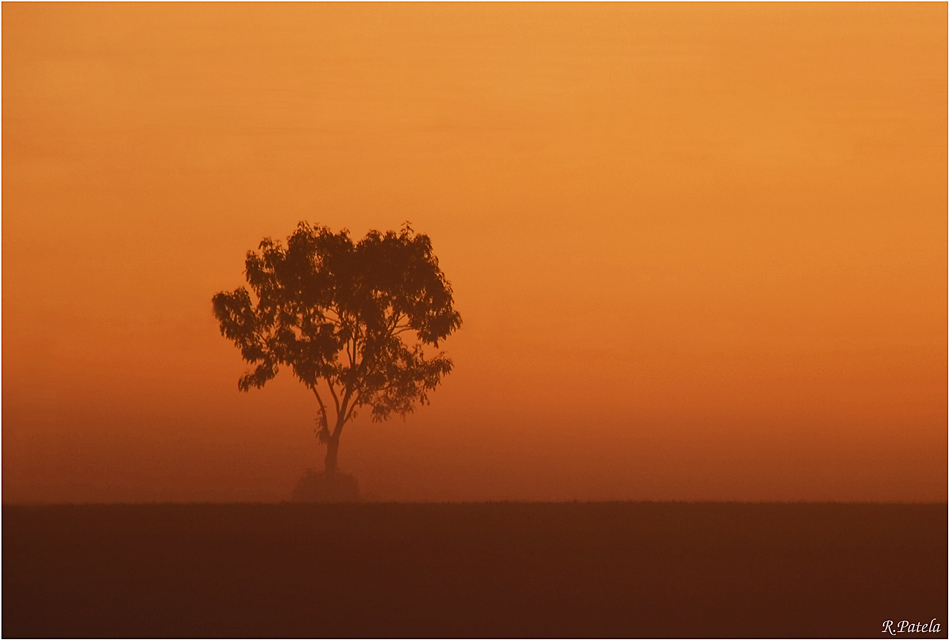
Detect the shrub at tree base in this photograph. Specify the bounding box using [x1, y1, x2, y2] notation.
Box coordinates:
[291, 470, 360, 503]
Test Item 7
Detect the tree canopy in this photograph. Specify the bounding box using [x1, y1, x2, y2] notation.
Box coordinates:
[212, 222, 462, 473]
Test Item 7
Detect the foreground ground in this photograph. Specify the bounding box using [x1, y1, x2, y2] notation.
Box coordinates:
[3, 502, 947, 638]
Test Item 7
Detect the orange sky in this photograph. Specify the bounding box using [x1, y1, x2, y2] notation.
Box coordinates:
[3, 3, 947, 503]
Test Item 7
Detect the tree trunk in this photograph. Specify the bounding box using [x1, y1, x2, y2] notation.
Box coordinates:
[325, 435, 340, 475]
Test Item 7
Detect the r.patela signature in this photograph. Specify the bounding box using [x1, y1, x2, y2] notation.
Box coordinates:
[883, 619, 941, 635]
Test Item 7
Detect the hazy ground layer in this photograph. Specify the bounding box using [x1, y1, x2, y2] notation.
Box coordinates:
[3, 502, 946, 638]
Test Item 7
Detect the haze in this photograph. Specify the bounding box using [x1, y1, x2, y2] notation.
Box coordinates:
[3, 3, 946, 503]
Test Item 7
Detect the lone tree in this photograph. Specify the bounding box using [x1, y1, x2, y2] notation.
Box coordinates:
[212, 222, 462, 475]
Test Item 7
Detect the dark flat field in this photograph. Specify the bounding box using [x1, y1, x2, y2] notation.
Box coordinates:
[3, 502, 946, 638]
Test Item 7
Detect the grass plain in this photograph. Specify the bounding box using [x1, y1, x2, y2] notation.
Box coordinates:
[3, 501, 947, 638]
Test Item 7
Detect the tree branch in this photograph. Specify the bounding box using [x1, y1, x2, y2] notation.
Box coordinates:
[343, 392, 362, 424]
[325, 378, 341, 419]
[309, 384, 330, 442]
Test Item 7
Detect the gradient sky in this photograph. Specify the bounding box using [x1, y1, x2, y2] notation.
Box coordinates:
[3, 3, 947, 503]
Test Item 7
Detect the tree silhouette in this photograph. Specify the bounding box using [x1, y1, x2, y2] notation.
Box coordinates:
[212, 222, 462, 475]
